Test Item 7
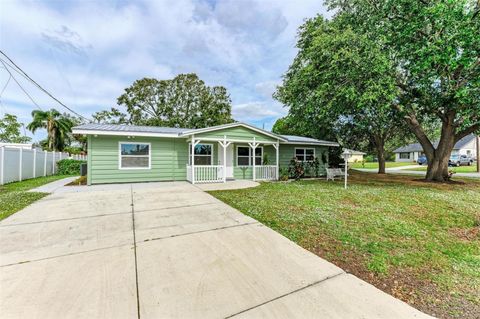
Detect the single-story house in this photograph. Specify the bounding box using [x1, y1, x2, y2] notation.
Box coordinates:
[72, 122, 339, 185]
[342, 149, 366, 163]
[393, 134, 477, 162]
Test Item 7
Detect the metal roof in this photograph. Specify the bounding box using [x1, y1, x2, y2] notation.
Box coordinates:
[280, 135, 339, 146]
[73, 123, 189, 134]
[72, 123, 339, 146]
[394, 134, 476, 153]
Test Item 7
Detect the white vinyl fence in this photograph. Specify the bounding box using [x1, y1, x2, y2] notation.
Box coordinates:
[0, 147, 87, 185]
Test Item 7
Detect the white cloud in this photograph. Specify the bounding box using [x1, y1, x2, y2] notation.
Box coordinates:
[255, 80, 281, 99]
[0, 0, 329, 141]
[233, 101, 287, 122]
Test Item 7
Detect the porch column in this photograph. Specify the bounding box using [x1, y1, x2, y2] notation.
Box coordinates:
[223, 139, 226, 183]
[249, 137, 259, 181]
[218, 135, 231, 183]
[191, 135, 195, 184]
[274, 141, 279, 180]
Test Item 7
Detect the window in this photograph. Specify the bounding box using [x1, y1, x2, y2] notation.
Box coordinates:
[399, 152, 410, 159]
[236, 146, 263, 166]
[295, 148, 315, 162]
[237, 146, 250, 166]
[119, 142, 150, 169]
[189, 143, 213, 165]
[467, 150, 471, 155]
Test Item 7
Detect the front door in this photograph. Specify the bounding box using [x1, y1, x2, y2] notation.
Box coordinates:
[218, 144, 234, 178]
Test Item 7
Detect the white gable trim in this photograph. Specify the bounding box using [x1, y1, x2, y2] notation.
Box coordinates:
[180, 122, 287, 142]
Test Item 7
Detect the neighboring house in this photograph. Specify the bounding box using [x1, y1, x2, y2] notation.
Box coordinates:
[72, 122, 339, 185]
[342, 149, 366, 162]
[393, 134, 477, 162]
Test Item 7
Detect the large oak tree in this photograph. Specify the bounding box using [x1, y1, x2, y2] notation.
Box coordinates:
[325, 0, 480, 181]
[275, 17, 406, 173]
[94, 73, 234, 129]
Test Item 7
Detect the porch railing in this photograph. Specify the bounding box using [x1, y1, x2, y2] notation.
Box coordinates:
[186, 165, 224, 183]
[255, 165, 277, 181]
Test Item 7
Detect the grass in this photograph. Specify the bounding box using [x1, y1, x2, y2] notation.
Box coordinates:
[0, 175, 72, 221]
[410, 165, 478, 173]
[66, 176, 87, 186]
[350, 161, 416, 169]
[209, 172, 480, 319]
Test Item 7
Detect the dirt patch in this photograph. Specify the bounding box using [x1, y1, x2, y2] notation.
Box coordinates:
[349, 171, 479, 191]
[449, 227, 480, 241]
[412, 178, 466, 185]
[66, 176, 87, 186]
[309, 235, 479, 319]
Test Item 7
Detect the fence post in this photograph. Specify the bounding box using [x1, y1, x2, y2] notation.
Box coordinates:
[33, 149, 37, 178]
[52, 151, 55, 175]
[19, 147, 23, 181]
[44, 150, 47, 176]
[0, 147, 4, 185]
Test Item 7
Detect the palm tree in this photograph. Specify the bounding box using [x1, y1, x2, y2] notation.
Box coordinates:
[27, 109, 74, 151]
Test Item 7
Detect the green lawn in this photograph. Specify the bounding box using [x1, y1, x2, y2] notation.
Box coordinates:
[0, 175, 72, 221]
[410, 165, 478, 173]
[350, 161, 415, 169]
[209, 173, 480, 319]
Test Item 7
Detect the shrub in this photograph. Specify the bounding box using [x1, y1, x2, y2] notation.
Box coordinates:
[63, 146, 83, 155]
[365, 155, 376, 162]
[288, 158, 304, 180]
[279, 167, 289, 181]
[57, 159, 86, 175]
[263, 153, 270, 165]
[328, 147, 343, 167]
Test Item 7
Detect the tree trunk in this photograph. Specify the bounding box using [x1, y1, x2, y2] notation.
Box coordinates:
[373, 135, 386, 174]
[376, 145, 386, 174]
[425, 119, 456, 182]
[403, 111, 458, 182]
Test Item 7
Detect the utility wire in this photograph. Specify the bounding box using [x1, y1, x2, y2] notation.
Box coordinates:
[0, 61, 43, 110]
[0, 72, 11, 99]
[0, 50, 90, 121]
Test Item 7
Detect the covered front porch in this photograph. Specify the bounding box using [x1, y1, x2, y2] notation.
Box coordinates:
[186, 135, 280, 184]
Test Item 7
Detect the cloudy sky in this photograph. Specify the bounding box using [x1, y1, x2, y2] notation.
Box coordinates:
[0, 0, 330, 141]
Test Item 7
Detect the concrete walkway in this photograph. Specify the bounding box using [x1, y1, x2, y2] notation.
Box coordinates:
[0, 181, 432, 318]
[27, 176, 79, 192]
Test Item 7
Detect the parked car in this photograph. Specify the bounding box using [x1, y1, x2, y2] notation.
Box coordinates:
[417, 155, 427, 165]
[448, 154, 474, 166]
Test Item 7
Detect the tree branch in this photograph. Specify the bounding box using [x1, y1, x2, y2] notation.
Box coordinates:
[455, 123, 480, 142]
[402, 113, 435, 158]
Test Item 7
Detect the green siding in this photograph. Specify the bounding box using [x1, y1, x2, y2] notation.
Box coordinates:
[233, 167, 253, 179]
[196, 126, 278, 143]
[278, 144, 329, 175]
[231, 143, 329, 179]
[87, 134, 331, 184]
[88, 135, 218, 184]
[87, 135, 92, 185]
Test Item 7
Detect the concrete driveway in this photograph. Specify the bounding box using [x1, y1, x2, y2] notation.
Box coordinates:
[0, 181, 432, 318]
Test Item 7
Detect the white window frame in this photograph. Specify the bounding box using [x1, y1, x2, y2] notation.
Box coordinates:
[118, 142, 151, 170]
[294, 147, 315, 162]
[189, 143, 214, 165]
[236, 145, 263, 166]
[399, 152, 410, 159]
